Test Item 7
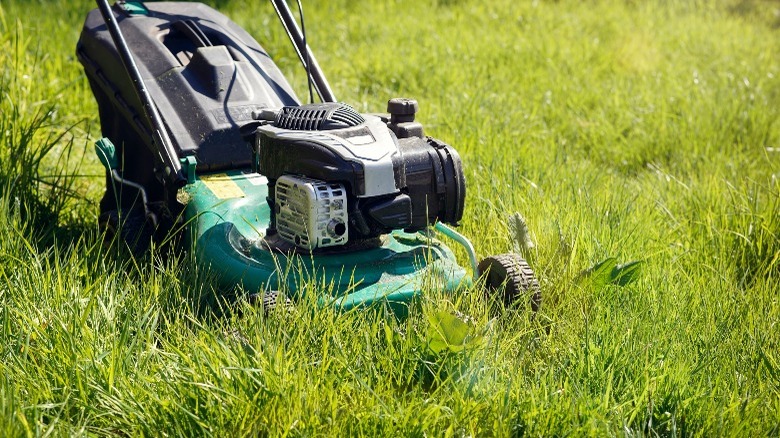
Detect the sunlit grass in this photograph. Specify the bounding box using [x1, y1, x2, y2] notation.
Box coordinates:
[1, 0, 779, 435]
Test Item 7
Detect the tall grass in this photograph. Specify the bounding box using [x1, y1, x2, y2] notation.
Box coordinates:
[0, 10, 85, 234]
[1, 0, 779, 435]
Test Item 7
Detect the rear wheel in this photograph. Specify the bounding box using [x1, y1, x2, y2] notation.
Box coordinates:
[478, 253, 541, 311]
[99, 209, 154, 256]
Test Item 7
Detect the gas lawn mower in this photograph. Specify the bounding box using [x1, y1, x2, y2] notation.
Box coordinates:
[77, 0, 541, 312]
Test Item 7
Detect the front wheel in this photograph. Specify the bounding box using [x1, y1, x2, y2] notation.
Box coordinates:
[478, 253, 541, 311]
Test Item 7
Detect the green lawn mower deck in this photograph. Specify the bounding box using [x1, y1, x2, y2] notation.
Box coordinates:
[184, 170, 471, 311]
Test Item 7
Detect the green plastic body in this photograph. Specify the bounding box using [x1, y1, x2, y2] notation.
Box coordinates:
[183, 170, 470, 312]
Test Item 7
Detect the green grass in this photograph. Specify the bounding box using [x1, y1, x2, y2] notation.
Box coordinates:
[2, 0, 780, 435]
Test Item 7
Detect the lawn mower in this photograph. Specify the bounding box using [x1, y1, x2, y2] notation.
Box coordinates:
[76, 0, 541, 313]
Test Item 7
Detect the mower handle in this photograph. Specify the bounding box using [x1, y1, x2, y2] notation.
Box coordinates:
[270, 0, 336, 103]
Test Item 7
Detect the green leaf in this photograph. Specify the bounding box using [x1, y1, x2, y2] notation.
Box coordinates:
[426, 310, 474, 355]
[579, 257, 618, 289]
[610, 260, 642, 286]
[578, 258, 642, 288]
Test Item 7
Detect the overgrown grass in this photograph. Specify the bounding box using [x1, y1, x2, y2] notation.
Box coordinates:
[0, 7, 90, 237]
[1, 0, 779, 435]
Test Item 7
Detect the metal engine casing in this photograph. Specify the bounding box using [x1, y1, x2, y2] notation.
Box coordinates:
[275, 175, 348, 249]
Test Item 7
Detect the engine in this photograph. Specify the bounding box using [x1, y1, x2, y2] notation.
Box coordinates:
[248, 99, 465, 250]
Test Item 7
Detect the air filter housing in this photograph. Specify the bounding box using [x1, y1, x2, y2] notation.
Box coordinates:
[275, 175, 348, 249]
[274, 103, 365, 131]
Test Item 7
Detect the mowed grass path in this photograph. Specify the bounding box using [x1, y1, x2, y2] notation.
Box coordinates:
[1, 0, 779, 435]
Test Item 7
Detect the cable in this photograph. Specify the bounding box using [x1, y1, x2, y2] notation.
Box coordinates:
[296, 0, 315, 104]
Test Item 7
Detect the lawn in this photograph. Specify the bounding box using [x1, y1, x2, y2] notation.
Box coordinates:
[1, 0, 779, 435]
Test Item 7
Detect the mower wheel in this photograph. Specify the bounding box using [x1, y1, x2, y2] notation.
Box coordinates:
[478, 253, 541, 311]
[248, 291, 292, 314]
[99, 209, 154, 256]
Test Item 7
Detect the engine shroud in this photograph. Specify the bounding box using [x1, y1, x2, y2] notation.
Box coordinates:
[250, 102, 466, 249]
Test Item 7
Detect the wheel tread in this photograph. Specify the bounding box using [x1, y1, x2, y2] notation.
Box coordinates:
[478, 253, 541, 311]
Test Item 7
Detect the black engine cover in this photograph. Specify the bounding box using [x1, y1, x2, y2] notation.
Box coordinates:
[252, 103, 466, 241]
